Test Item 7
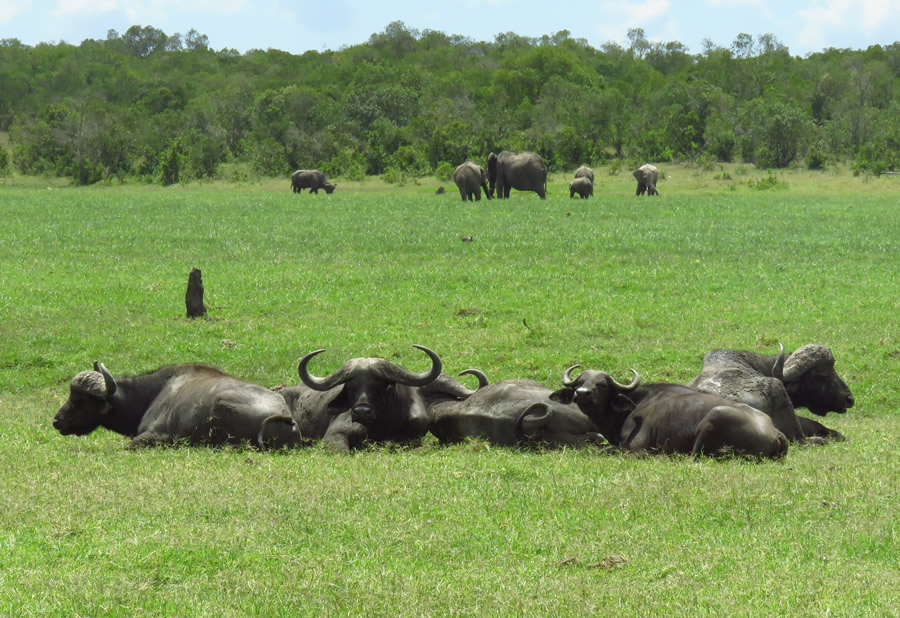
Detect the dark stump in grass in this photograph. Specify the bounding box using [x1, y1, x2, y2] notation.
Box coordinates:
[186, 268, 207, 318]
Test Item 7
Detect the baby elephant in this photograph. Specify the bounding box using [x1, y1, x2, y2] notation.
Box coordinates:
[569, 176, 593, 199]
[633, 164, 659, 196]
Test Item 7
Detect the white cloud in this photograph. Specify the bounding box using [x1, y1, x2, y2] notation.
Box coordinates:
[53, 0, 119, 17]
[593, 0, 672, 43]
[796, 0, 897, 49]
[51, 0, 248, 19]
[0, 0, 31, 23]
[706, 0, 766, 7]
[858, 0, 898, 31]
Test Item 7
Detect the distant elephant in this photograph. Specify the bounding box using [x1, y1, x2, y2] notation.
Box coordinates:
[569, 176, 593, 199]
[487, 151, 547, 199]
[633, 164, 659, 196]
[574, 165, 594, 185]
[291, 169, 336, 194]
[452, 162, 492, 201]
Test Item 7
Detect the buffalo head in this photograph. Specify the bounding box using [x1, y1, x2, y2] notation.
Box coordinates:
[780, 345, 855, 416]
[298, 344, 442, 426]
[53, 362, 118, 435]
[562, 365, 641, 420]
[515, 401, 605, 446]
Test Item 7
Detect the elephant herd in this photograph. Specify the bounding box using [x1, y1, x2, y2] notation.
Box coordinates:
[453, 154, 659, 201]
[54, 341, 853, 459]
[289, 156, 660, 200]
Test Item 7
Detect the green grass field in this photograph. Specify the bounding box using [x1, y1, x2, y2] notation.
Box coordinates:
[1, 166, 898, 615]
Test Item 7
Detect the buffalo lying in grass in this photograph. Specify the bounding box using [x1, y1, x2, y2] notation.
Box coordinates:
[562, 365, 788, 458]
[428, 369, 605, 447]
[688, 343, 853, 443]
[53, 362, 301, 449]
[279, 345, 446, 451]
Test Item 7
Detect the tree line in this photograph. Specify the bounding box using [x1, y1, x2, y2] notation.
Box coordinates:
[0, 22, 897, 185]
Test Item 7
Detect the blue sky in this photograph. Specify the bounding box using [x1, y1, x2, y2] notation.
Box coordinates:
[1, 0, 898, 57]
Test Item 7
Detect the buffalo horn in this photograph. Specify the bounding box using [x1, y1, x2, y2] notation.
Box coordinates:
[94, 361, 118, 397]
[515, 402, 551, 440]
[298, 349, 352, 391]
[783, 344, 835, 382]
[610, 369, 641, 392]
[459, 368, 489, 389]
[372, 345, 443, 387]
[562, 364, 581, 387]
[772, 342, 785, 381]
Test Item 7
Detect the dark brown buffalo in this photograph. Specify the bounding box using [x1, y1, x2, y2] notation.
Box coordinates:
[53, 362, 301, 449]
[688, 343, 853, 442]
[563, 366, 788, 458]
[290, 169, 335, 194]
[428, 370, 604, 447]
[279, 345, 443, 451]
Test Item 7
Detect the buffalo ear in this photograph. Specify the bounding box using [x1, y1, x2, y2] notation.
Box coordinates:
[609, 392, 635, 416]
[549, 387, 575, 404]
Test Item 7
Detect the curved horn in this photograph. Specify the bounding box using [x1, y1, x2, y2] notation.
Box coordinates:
[783, 345, 834, 382]
[71, 369, 108, 398]
[562, 364, 581, 387]
[459, 368, 489, 389]
[372, 345, 443, 387]
[298, 349, 352, 392]
[772, 342, 785, 381]
[610, 368, 640, 392]
[515, 402, 552, 440]
[94, 361, 117, 397]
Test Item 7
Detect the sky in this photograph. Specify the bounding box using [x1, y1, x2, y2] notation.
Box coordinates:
[1, 0, 899, 57]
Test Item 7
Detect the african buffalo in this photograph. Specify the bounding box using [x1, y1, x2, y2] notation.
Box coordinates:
[290, 169, 336, 194]
[53, 362, 301, 449]
[428, 370, 605, 447]
[563, 366, 788, 458]
[688, 343, 854, 443]
[279, 345, 444, 451]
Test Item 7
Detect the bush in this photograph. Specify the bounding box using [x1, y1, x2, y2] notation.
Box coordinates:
[0, 146, 9, 177]
[806, 143, 828, 170]
[323, 149, 367, 181]
[747, 172, 786, 190]
[434, 161, 456, 182]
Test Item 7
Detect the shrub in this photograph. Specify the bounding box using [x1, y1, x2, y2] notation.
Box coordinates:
[434, 161, 455, 182]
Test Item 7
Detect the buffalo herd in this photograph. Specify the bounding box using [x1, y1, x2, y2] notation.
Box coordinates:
[54, 342, 854, 459]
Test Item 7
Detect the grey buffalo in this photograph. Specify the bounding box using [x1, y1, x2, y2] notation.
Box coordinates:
[452, 161, 492, 201]
[291, 169, 336, 194]
[53, 362, 301, 449]
[279, 345, 444, 451]
[563, 366, 788, 458]
[688, 343, 854, 443]
[428, 370, 604, 447]
[633, 163, 659, 196]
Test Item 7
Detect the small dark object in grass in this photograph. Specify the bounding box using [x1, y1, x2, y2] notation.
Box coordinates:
[186, 267, 206, 318]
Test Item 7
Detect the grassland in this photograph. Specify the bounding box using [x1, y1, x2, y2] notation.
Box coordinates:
[1, 165, 898, 615]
